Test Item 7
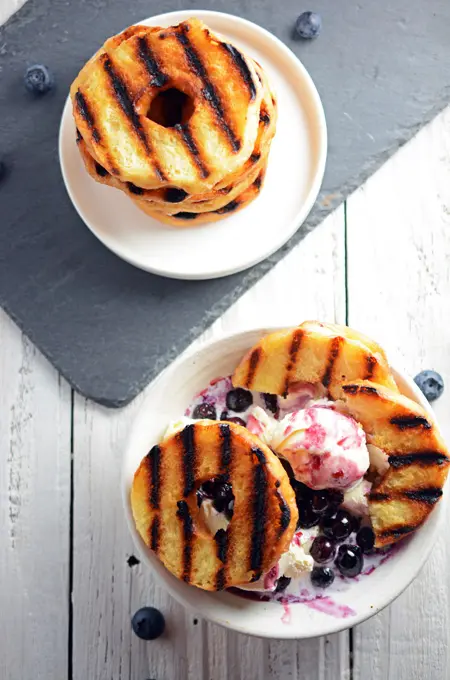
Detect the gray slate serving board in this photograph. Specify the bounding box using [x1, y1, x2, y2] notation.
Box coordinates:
[1, 0, 449, 407]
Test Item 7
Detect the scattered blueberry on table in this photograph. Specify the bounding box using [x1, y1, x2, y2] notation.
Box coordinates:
[24, 64, 54, 94]
[414, 370, 444, 402]
[131, 607, 165, 640]
[295, 11, 322, 40]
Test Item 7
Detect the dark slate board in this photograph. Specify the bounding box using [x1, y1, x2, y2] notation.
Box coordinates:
[1, 0, 449, 407]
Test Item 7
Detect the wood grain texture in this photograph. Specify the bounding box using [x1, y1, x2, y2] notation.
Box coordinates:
[71, 207, 349, 678]
[346, 105, 450, 680]
[0, 308, 71, 680]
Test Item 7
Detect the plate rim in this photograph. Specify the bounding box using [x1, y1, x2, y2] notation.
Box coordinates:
[58, 9, 328, 280]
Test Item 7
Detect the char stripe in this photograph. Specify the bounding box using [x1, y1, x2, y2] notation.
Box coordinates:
[148, 445, 161, 509]
[95, 162, 108, 177]
[369, 491, 389, 502]
[404, 487, 442, 504]
[75, 90, 100, 143]
[176, 31, 241, 152]
[174, 123, 210, 178]
[390, 415, 431, 430]
[173, 211, 198, 220]
[150, 516, 160, 552]
[275, 487, 291, 537]
[388, 451, 449, 468]
[379, 525, 415, 539]
[176, 501, 193, 582]
[216, 199, 240, 214]
[250, 447, 268, 572]
[221, 42, 257, 100]
[102, 56, 166, 182]
[365, 355, 377, 379]
[127, 182, 144, 195]
[245, 347, 262, 388]
[282, 328, 304, 395]
[322, 336, 342, 388]
[181, 424, 196, 497]
[137, 36, 169, 88]
[219, 424, 232, 473]
[342, 384, 378, 396]
[214, 528, 228, 564]
[215, 568, 226, 590]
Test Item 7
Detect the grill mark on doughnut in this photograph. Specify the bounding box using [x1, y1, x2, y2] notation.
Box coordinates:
[219, 424, 232, 475]
[259, 111, 270, 126]
[322, 336, 343, 388]
[244, 348, 262, 388]
[250, 152, 261, 163]
[390, 415, 432, 430]
[181, 424, 196, 497]
[220, 42, 257, 100]
[388, 451, 449, 468]
[365, 355, 377, 379]
[214, 528, 228, 564]
[174, 123, 210, 179]
[282, 328, 304, 396]
[275, 486, 291, 537]
[342, 384, 379, 396]
[150, 516, 160, 553]
[75, 90, 101, 143]
[127, 182, 144, 195]
[250, 447, 268, 572]
[370, 486, 442, 505]
[216, 200, 240, 215]
[176, 500, 193, 582]
[95, 162, 108, 178]
[173, 211, 198, 220]
[75, 127, 82, 143]
[102, 55, 166, 182]
[137, 36, 169, 88]
[253, 173, 263, 190]
[378, 525, 415, 539]
[147, 445, 161, 509]
[176, 30, 241, 152]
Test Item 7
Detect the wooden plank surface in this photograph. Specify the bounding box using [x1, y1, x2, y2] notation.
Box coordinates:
[346, 105, 450, 680]
[71, 207, 350, 678]
[0, 309, 71, 680]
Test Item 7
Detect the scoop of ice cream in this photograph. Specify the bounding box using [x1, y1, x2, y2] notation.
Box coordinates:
[341, 478, 372, 517]
[272, 405, 370, 490]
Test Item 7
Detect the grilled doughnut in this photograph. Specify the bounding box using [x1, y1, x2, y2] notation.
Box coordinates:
[131, 420, 298, 591]
[71, 18, 263, 193]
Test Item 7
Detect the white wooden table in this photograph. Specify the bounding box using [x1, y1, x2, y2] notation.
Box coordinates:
[2, 5, 450, 679]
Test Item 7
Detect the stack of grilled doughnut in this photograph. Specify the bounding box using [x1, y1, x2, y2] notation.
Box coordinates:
[71, 18, 277, 227]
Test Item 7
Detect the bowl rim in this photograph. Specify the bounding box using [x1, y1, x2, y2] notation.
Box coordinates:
[121, 326, 446, 639]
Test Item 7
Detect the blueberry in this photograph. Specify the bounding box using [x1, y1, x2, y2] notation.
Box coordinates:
[220, 411, 246, 427]
[335, 544, 363, 578]
[297, 504, 320, 529]
[295, 11, 322, 40]
[212, 481, 234, 513]
[24, 64, 54, 94]
[293, 481, 314, 501]
[275, 575, 291, 593]
[131, 607, 165, 640]
[263, 393, 278, 414]
[320, 510, 352, 541]
[356, 526, 375, 553]
[311, 491, 330, 515]
[310, 536, 336, 564]
[311, 566, 335, 588]
[414, 370, 444, 402]
[192, 403, 216, 420]
[225, 388, 253, 412]
[327, 490, 344, 509]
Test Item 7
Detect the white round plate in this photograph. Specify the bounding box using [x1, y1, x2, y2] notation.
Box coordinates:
[59, 10, 327, 280]
[122, 328, 446, 639]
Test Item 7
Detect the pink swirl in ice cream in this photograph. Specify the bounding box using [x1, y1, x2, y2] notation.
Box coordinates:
[272, 405, 369, 490]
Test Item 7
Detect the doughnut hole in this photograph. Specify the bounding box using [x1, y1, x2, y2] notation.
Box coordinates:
[147, 88, 195, 128]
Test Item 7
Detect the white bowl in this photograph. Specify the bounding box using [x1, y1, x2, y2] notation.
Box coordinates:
[59, 10, 327, 280]
[122, 328, 446, 639]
